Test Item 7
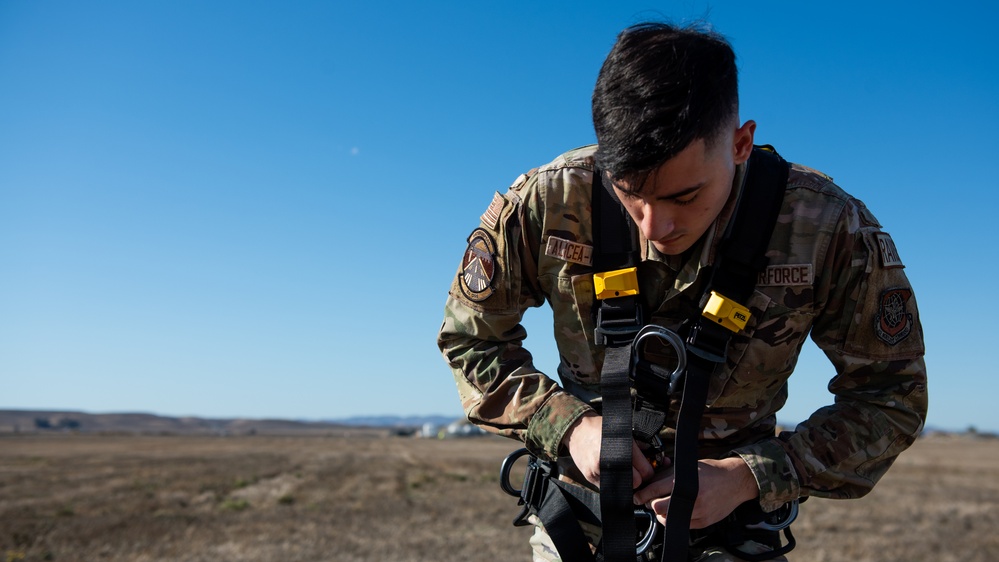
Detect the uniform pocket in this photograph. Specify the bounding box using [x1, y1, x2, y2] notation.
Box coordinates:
[538, 273, 601, 386]
[705, 290, 814, 408]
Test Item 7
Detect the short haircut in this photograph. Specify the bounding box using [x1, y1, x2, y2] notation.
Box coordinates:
[592, 22, 740, 191]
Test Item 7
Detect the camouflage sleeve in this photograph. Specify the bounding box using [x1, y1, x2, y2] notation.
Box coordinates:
[735, 196, 928, 512]
[437, 173, 593, 460]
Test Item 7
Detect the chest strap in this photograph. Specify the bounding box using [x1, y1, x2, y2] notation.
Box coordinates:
[662, 146, 789, 562]
[591, 165, 644, 562]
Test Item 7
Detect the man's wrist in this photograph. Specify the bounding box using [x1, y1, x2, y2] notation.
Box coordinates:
[526, 392, 593, 459]
[732, 440, 801, 512]
[560, 411, 599, 453]
[729, 456, 760, 504]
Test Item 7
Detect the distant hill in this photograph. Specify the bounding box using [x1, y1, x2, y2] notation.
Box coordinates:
[7, 410, 978, 439]
[0, 409, 394, 436]
[325, 415, 459, 428]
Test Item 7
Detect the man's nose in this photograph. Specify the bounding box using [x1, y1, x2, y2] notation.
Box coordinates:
[638, 202, 675, 241]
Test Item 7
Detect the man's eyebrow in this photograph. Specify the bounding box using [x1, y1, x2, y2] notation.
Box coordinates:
[657, 183, 704, 201]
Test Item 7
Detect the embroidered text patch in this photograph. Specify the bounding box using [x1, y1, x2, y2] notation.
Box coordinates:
[545, 236, 593, 266]
[757, 264, 814, 287]
[875, 232, 904, 269]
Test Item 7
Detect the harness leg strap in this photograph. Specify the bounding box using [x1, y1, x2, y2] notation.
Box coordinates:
[537, 483, 599, 562]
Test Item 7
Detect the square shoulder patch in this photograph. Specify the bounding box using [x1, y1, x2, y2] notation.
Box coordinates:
[875, 287, 914, 346]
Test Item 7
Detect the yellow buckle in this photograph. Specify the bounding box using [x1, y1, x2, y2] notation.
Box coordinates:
[702, 291, 751, 332]
[593, 267, 639, 300]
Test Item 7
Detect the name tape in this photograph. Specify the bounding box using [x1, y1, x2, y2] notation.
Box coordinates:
[545, 236, 593, 266]
[757, 264, 814, 287]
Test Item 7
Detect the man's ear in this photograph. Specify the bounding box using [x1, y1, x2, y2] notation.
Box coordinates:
[733, 120, 756, 164]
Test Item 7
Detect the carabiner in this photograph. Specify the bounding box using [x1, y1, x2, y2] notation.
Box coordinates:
[635, 508, 660, 556]
[631, 325, 687, 393]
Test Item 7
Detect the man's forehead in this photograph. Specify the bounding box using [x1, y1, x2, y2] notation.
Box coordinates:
[611, 138, 711, 195]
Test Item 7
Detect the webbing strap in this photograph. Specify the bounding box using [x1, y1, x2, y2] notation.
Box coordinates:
[591, 168, 638, 272]
[592, 167, 642, 561]
[661, 147, 790, 562]
[538, 482, 599, 562]
[508, 451, 603, 562]
[712, 146, 791, 304]
[661, 329, 721, 561]
[599, 345, 637, 561]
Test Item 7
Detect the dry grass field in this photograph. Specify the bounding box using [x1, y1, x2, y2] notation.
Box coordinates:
[1, 431, 996, 562]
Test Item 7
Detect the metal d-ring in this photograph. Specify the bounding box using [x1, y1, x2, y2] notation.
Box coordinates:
[499, 448, 531, 497]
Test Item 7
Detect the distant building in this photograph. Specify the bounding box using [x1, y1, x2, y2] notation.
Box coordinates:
[417, 422, 437, 438]
[445, 418, 487, 437]
[412, 418, 488, 438]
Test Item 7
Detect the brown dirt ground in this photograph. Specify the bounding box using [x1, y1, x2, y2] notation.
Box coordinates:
[1, 432, 996, 561]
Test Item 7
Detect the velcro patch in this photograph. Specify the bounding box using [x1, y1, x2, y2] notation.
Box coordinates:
[875, 287, 914, 345]
[481, 192, 505, 230]
[875, 233, 904, 269]
[459, 229, 497, 302]
[545, 236, 593, 266]
[757, 264, 813, 287]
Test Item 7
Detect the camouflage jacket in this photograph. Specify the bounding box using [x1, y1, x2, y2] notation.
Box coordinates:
[437, 145, 928, 511]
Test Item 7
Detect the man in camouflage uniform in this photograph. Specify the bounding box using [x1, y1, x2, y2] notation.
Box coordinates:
[437, 22, 927, 562]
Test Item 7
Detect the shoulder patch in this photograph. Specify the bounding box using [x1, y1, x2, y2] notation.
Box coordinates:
[545, 236, 593, 266]
[875, 287, 914, 345]
[874, 232, 904, 269]
[481, 192, 505, 230]
[459, 229, 498, 302]
[757, 264, 813, 287]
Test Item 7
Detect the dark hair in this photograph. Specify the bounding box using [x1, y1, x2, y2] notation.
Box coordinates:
[592, 22, 739, 190]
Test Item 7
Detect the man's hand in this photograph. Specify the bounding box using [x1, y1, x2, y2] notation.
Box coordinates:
[562, 412, 656, 489]
[633, 457, 759, 529]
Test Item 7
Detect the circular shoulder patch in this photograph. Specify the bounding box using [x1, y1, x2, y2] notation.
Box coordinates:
[459, 228, 497, 302]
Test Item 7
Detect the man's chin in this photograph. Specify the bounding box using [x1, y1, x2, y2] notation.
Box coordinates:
[652, 237, 688, 256]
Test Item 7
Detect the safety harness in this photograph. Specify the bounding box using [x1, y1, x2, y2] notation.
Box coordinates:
[500, 146, 796, 561]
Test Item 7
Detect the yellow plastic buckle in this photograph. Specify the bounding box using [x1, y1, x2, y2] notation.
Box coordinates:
[593, 267, 639, 300]
[702, 291, 751, 333]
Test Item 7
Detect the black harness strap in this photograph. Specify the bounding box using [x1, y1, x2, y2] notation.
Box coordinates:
[592, 167, 643, 562]
[503, 449, 600, 562]
[537, 478, 601, 561]
[662, 147, 789, 562]
[510, 167, 640, 562]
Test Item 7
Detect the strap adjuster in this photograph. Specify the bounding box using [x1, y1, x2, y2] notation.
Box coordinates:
[594, 295, 643, 347]
[685, 321, 730, 364]
[593, 267, 639, 300]
[702, 291, 751, 333]
[499, 448, 554, 527]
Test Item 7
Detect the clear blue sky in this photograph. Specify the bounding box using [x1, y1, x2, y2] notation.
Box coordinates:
[2, 1, 996, 432]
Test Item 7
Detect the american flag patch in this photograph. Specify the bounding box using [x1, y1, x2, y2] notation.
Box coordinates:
[481, 192, 505, 230]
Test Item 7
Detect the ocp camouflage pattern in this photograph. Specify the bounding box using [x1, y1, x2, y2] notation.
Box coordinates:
[437, 145, 927, 512]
